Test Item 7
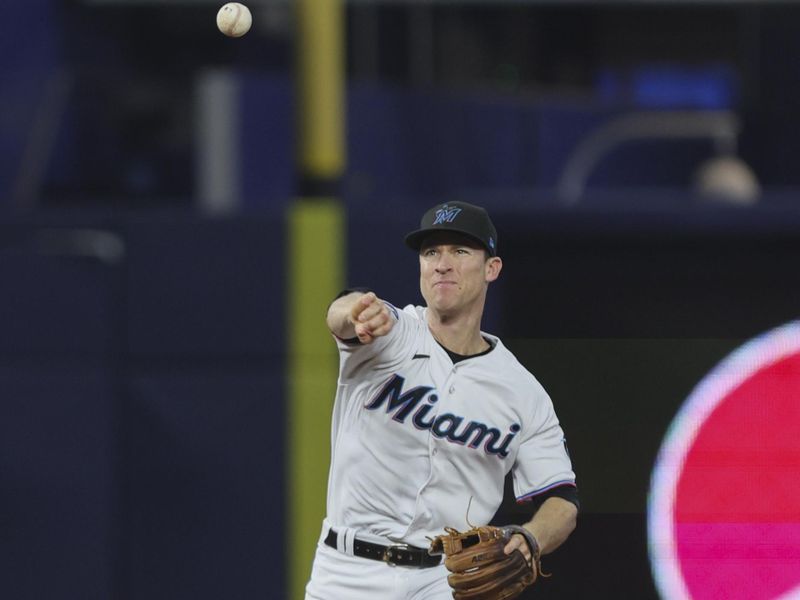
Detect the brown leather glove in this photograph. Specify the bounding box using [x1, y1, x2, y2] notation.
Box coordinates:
[428, 525, 545, 600]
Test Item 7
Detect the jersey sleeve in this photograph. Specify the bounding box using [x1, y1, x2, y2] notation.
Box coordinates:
[512, 386, 577, 503]
[335, 302, 420, 383]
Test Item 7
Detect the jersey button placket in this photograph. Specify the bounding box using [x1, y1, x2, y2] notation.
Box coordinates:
[430, 370, 456, 458]
[428, 392, 442, 458]
[448, 366, 458, 397]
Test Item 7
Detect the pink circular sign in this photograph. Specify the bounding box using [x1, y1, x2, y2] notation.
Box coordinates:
[649, 322, 800, 600]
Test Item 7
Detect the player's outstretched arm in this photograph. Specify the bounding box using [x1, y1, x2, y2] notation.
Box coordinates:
[326, 291, 395, 344]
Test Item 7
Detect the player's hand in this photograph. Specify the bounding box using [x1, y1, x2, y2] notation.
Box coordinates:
[349, 292, 394, 344]
[504, 533, 532, 564]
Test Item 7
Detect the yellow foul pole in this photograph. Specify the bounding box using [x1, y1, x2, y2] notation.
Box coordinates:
[288, 0, 345, 599]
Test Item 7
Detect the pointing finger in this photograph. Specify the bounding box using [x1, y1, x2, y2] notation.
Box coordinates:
[350, 292, 377, 321]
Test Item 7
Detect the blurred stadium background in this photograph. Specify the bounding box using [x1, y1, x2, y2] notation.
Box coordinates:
[2, 1, 800, 598]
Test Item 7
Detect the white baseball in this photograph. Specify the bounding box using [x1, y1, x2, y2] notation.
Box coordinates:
[216, 3, 252, 38]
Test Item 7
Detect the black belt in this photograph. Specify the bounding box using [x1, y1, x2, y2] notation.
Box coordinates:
[324, 528, 441, 568]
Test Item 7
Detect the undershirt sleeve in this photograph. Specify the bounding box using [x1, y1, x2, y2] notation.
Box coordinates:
[517, 483, 580, 513]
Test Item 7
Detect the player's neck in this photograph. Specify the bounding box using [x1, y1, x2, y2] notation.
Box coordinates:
[426, 309, 488, 356]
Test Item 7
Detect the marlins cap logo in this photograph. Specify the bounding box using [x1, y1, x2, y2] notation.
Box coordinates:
[432, 205, 462, 225]
[648, 321, 800, 600]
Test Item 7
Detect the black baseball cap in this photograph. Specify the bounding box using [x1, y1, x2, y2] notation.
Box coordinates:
[406, 202, 497, 256]
[404, 201, 498, 256]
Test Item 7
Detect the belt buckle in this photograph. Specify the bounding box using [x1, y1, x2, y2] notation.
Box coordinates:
[382, 543, 412, 567]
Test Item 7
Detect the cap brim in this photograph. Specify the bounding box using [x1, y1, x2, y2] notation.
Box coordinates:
[404, 227, 493, 255]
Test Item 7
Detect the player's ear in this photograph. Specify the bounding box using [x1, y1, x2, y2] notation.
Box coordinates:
[485, 256, 502, 282]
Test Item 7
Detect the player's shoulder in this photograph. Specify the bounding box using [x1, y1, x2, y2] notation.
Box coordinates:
[485, 336, 527, 374]
[488, 337, 550, 398]
[378, 303, 427, 337]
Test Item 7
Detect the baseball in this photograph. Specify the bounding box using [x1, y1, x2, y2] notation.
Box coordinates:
[216, 3, 252, 38]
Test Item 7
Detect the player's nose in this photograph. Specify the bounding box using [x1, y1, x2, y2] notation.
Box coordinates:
[434, 259, 453, 273]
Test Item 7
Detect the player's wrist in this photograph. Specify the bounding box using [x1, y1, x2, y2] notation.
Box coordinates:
[503, 525, 541, 562]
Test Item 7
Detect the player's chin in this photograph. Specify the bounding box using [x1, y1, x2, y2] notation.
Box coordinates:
[424, 289, 461, 312]
[433, 284, 458, 298]
[429, 298, 460, 315]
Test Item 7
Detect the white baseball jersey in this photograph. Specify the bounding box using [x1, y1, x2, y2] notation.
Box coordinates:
[324, 303, 576, 549]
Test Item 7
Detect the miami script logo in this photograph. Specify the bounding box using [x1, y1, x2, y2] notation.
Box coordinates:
[365, 374, 519, 459]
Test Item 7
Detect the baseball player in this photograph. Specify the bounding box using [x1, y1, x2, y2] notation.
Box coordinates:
[305, 201, 578, 600]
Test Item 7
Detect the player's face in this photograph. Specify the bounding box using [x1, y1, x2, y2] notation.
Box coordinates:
[418, 232, 502, 317]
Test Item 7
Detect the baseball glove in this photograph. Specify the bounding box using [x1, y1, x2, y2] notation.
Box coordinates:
[428, 525, 545, 600]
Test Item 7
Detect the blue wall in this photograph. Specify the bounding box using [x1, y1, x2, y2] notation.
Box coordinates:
[0, 0, 59, 204]
[0, 214, 286, 600]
